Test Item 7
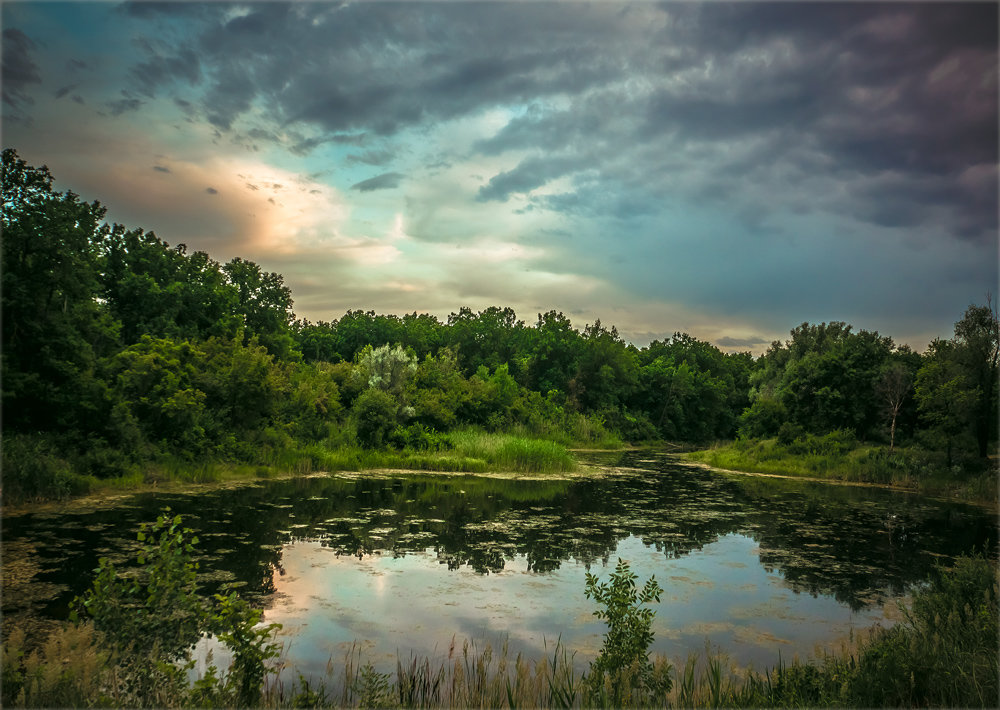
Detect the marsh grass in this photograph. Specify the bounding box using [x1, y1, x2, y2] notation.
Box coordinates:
[688, 437, 998, 505]
[268, 638, 582, 709]
[445, 429, 577, 473]
[5, 431, 577, 506]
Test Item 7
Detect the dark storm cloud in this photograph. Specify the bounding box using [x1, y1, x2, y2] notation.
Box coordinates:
[132, 48, 201, 98]
[54, 84, 77, 100]
[106, 2, 996, 244]
[350, 172, 404, 193]
[119, 1, 216, 20]
[2, 28, 41, 109]
[477, 155, 586, 203]
[153, 165, 170, 173]
[152, 2, 632, 137]
[347, 149, 394, 167]
[107, 94, 144, 116]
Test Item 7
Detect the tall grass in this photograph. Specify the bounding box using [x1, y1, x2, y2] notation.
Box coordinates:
[4, 432, 577, 506]
[267, 638, 581, 709]
[445, 429, 577, 473]
[687, 435, 999, 505]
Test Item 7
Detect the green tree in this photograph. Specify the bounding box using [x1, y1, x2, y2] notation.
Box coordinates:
[222, 257, 298, 359]
[102, 226, 239, 345]
[915, 339, 978, 467]
[750, 322, 893, 439]
[353, 388, 400, 448]
[282, 361, 343, 441]
[445, 306, 526, 376]
[204, 337, 286, 434]
[102, 337, 213, 455]
[400, 311, 444, 360]
[331, 310, 406, 362]
[1, 148, 118, 433]
[525, 310, 583, 395]
[953, 301, 1000, 458]
[570, 320, 638, 413]
[294, 318, 341, 362]
[407, 348, 468, 430]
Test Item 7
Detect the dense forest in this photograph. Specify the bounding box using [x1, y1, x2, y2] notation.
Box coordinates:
[3, 148, 997, 503]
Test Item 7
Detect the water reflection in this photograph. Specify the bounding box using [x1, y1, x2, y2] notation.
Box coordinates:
[3, 450, 995, 649]
[261, 532, 894, 679]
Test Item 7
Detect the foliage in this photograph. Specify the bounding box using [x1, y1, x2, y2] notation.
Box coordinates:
[73, 509, 207, 662]
[1, 623, 108, 708]
[953, 301, 1000, 458]
[70, 509, 282, 707]
[2, 148, 116, 434]
[3, 149, 996, 501]
[353, 387, 401, 448]
[584, 559, 671, 706]
[1, 433, 97, 502]
[915, 339, 979, 467]
[737, 396, 786, 439]
[209, 592, 283, 707]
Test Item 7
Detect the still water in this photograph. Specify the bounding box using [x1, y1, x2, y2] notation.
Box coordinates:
[3, 450, 996, 680]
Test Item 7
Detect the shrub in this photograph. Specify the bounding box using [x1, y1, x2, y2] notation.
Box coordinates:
[353, 388, 399, 448]
[584, 558, 671, 706]
[72, 509, 282, 707]
[1, 433, 94, 504]
[388, 423, 448, 451]
[776, 421, 804, 445]
[738, 397, 786, 438]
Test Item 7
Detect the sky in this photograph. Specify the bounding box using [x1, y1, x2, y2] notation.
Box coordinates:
[2, 1, 997, 353]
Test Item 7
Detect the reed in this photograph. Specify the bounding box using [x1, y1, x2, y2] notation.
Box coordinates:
[445, 430, 577, 473]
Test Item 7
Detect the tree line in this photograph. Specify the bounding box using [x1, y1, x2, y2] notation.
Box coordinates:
[2, 148, 996, 498]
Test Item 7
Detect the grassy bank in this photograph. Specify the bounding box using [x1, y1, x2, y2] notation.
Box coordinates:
[687, 433, 998, 506]
[1, 429, 583, 507]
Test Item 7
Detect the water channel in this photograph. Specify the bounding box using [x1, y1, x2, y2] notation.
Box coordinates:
[3, 450, 995, 683]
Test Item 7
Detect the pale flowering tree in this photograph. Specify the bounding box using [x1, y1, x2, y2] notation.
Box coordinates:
[357, 344, 417, 395]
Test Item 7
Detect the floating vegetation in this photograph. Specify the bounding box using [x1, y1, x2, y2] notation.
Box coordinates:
[2, 449, 996, 682]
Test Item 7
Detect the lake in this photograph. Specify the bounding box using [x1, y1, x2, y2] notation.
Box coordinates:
[3, 450, 995, 685]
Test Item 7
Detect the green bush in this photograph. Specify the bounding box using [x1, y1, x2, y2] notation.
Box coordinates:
[738, 398, 786, 438]
[584, 558, 672, 706]
[353, 388, 399, 448]
[1, 433, 95, 504]
[731, 552, 1000, 709]
[776, 421, 804, 445]
[72, 509, 282, 707]
[388, 423, 448, 451]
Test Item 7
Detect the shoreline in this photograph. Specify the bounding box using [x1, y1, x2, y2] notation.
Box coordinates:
[678, 454, 1000, 514]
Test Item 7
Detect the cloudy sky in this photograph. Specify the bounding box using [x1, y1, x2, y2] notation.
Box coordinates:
[3, 1, 997, 352]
